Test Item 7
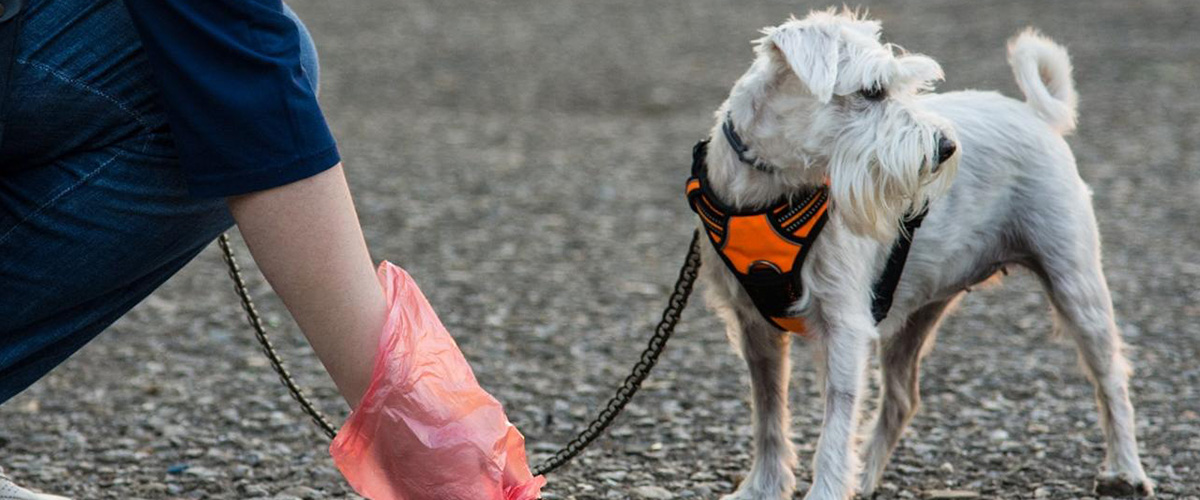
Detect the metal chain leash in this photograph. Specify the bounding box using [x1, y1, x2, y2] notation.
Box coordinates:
[217, 233, 338, 439]
[217, 230, 703, 476]
[531, 230, 701, 476]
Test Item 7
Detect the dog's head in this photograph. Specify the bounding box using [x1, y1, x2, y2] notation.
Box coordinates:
[722, 9, 959, 239]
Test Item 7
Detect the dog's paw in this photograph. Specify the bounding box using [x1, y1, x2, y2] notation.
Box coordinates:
[720, 490, 784, 500]
[856, 472, 882, 498]
[720, 484, 793, 500]
[854, 486, 879, 499]
[720, 474, 794, 500]
[1094, 471, 1154, 497]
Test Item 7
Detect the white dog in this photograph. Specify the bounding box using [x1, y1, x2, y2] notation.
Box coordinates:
[694, 9, 1153, 500]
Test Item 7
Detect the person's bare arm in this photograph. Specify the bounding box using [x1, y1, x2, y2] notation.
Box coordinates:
[226, 164, 386, 409]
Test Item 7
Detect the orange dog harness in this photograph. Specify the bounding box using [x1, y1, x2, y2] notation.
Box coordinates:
[686, 140, 829, 333]
[686, 126, 928, 333]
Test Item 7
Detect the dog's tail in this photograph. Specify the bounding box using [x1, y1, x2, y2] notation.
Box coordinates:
[1007, 29, 1078, 135]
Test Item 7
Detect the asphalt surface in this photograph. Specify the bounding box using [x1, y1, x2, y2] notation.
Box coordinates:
[1, 0, 1197, 499]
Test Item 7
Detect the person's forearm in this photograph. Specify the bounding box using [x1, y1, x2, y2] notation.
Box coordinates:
[226, 164, 386, 409]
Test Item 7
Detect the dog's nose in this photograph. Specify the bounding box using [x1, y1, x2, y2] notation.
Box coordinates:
[937, 135, 957, 164]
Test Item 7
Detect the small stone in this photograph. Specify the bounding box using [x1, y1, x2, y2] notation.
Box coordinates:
[924, 490, 981, 499]
[239, 484, 271, 497]
[279, 486, 322, 499]
[183, 466, 220, 478]
[632, 485, 674, 499]
[999, 440, 1023, 451]
[598, 470, 628, 482]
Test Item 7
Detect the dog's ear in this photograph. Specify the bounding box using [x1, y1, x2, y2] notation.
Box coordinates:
[768, 24, 841, 103]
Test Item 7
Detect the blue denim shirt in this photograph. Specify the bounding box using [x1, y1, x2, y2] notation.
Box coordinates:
[122, 0, 340, 197]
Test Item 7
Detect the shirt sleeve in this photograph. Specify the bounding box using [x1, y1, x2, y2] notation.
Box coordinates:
[123, 0, 340, 197]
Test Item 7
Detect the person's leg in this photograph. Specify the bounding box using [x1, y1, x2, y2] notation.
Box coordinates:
[0, 0, 323, 404]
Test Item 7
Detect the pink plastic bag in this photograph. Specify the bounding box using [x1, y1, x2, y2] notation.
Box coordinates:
[330, 262, 546, 500]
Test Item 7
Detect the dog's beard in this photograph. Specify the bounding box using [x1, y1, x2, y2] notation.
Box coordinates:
[818, 108, 957, 240]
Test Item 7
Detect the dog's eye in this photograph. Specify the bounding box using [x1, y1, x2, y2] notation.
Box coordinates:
[859, 86, 887, 101]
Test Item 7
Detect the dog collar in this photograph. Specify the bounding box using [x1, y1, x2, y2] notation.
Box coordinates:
[686, 139, 927, 333]
[721, 112, 779, 173]
[686, 139, 829, 333]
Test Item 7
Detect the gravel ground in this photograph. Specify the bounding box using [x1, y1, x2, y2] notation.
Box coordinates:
[2, 0, 1198, 499]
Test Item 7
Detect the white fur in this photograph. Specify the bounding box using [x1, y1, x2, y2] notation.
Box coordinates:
[703, 10, 1152, 500]
[1008, 28, 1078, 134]
[717, 10, 958, 240]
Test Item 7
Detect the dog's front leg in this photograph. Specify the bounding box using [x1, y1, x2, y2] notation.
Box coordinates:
[806, 315, 874, 500]
[722, 311, 797, 500]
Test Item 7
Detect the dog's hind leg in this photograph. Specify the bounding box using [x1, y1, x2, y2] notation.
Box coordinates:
[1027, 213, 1153, 496]
[722, 312, 797, 500]
[859, 296, 959, 495]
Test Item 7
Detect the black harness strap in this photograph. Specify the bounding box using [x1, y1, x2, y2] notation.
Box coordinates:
[870, 209, 927, 324]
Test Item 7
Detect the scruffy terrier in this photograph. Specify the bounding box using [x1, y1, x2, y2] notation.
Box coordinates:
[695, 9, 1152, 500]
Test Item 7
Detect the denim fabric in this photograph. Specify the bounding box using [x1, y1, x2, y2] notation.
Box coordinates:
[0, 0, 320, 404]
